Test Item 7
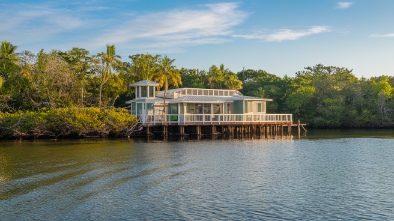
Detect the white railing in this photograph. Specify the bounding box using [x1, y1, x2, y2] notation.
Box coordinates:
[138, 114, 292, 125]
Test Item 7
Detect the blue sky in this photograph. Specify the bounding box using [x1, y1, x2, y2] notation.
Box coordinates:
[1, 0, 394, 77]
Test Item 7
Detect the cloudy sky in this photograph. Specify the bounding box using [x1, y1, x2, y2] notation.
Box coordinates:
[1, 0, 394, 77]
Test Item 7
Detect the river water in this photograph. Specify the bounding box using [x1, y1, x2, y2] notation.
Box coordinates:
[1, 130, 394, 220]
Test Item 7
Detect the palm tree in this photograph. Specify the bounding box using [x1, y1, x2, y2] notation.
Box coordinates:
[0, 41, 19, 78]
[155, 56, 182, 123]
[208, 65, 225, 89]
[129, 53, 160, 81]
[224, 73, 243, 90]
[94, 44, 122, 107]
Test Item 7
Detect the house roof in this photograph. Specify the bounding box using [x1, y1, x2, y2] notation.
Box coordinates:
[167, 96, 272, 103]
[129, 80, 159, 86]
[126, 95, 272, 104]
[126, 97, 164, 103]
[156, 87, 244, 98]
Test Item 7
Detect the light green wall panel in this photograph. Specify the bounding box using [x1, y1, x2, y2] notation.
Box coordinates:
[233, 100, 244, 114]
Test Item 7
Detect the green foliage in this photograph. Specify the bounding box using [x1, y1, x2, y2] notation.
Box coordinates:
[0, 108, 137, 139]
[179, 68, 207, 88]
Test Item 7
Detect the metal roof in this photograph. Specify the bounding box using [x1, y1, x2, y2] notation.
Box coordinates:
[166, 96, 272, 103]
[156, 88, 243, 97]
[126, 97, 164, 103]
[127, 95, 272, 104]
[129, 80, 159, 86]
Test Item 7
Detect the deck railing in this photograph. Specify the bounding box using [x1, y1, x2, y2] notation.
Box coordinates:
[139, 114, 293, 125]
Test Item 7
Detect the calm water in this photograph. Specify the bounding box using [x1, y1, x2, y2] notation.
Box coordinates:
[1, 130, 394, 220]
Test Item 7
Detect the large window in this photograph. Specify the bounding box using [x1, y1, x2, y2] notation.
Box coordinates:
[186, 103, 205, 114]
[168, 104, 178, 114]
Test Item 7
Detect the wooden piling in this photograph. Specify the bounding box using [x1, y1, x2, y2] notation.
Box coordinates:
[180, 125, 185, 136]
[146, 125, 150, 137]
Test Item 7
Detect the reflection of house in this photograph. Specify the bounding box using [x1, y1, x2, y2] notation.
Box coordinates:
[126, 80, 296, 137]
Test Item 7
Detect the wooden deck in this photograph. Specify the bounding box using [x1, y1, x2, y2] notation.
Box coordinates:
[139, 113, 293, 126]
[134, 113, 306, 138]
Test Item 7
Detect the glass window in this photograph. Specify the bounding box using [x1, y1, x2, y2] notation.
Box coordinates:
[187, 103, 195, 114]
[131, 103, 136, 115]
[137, 103, 143, 114]
[203, 104, 211, 114]
[214, 104, 221, 114]
[196, 104, 202, 114]
[136, 87, 140, 98]
[258, 103, 262, 112]
[168, 104, 178, 114]
[149, 86, 154, 97]
[141, 86, 147, 97]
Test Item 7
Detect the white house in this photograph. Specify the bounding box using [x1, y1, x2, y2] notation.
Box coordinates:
[127, 80, 292, 126]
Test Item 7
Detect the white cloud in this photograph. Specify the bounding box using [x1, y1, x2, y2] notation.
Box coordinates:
[370, 33, 394, 38]
[0, 3, 88, 45]
[337, 2, 353, 9]
[234, 26, 331, 42]
[89, 2, 248, 49]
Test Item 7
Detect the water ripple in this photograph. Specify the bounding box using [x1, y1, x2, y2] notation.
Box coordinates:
[1, 138, 394, 220]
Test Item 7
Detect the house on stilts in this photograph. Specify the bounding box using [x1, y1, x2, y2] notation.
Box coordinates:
[126, 80, 300, 138]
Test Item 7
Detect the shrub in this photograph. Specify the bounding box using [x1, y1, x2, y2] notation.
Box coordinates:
[0, 107, 137, 139]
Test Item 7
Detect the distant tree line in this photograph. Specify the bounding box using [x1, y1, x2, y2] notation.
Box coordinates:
[1, 41, 394, 129]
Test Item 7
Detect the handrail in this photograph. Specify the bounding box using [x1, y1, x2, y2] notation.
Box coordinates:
[139, 113, 293, 125]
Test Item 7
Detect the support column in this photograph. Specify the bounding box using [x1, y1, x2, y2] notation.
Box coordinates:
[163, 125, 168, 138]
[264, 125, 268, 138]
[180, 125, 185, 136]
[196, 125, 201, 136]
[146, 125, 150, 137]
[281, 124, 284, 136]
[212, 125, 216, 135]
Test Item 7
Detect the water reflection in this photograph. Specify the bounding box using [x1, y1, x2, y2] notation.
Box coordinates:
[0, 154, 11, 182]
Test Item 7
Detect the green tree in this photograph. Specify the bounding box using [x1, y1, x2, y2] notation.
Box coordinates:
[154, 56, 182, 123]
[28, 50, 78, 108]
[0, 41, 19, 78]
[207, 65, 224, 89]
[93, 44, 123, 107]
[286, 64, 359, 127]
[179, 68, 207, 88]
[58, 47, 92, 106]
[129, 53, 160, 81]
[0, 41, 21, 111]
